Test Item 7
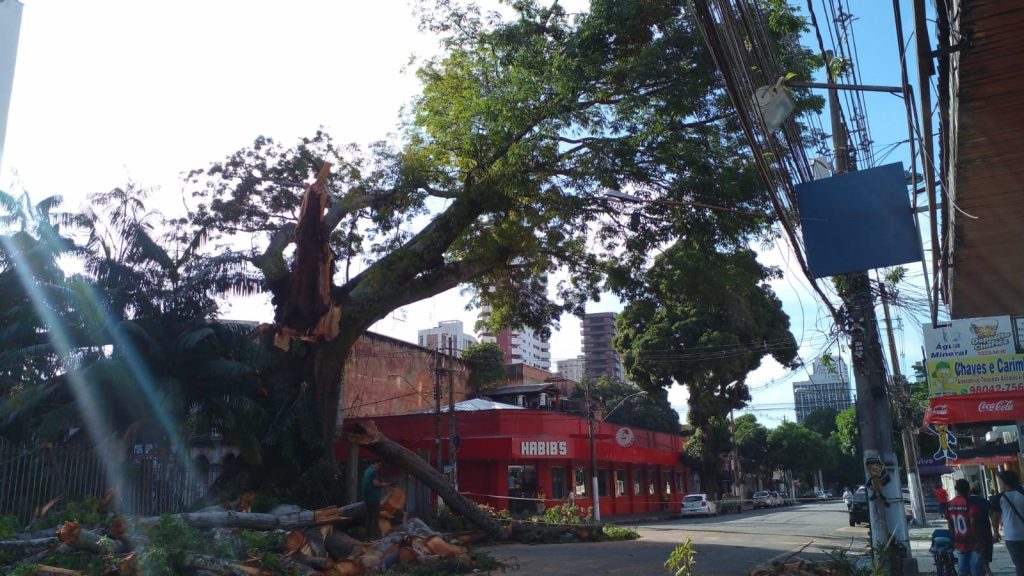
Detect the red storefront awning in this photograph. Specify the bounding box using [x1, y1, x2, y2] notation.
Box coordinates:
[925, 392, 1024, 425]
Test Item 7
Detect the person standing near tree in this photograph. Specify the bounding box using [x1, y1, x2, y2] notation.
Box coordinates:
[362, 460, 391, 539]
[992, 469, 1024, 576]
[947, 478, 985, 576]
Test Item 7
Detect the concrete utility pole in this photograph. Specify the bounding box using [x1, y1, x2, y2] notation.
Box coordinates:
[827, 59, 913, 568]
[880, 282, 928, 526]
[586, 379, 601, 521]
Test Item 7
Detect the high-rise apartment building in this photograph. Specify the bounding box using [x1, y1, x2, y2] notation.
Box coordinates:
[477, 306, 551, 370]
[582, 312, 623, 381]
[556, 356, 586, 383]
[792, 357, 853, 424]
[417, 320, 477, 357]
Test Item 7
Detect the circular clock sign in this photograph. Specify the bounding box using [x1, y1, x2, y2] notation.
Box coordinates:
[615, 427, 635, 448]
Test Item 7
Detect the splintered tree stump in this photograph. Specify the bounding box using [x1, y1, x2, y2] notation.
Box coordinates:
[344, 421, 507, 540]
[56, 522, 131, 555]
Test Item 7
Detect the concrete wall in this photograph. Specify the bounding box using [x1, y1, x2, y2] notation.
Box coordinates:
[340, 332, 473, 420]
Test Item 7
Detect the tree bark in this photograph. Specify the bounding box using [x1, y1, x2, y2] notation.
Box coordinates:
[344, 421, 508, 540]
[135, 502, 364, 530]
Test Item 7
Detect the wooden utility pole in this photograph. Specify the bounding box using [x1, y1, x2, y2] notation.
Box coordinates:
[434, 348, 443, 474]
[827, 58, 912, 566]
[447, 338, 458, 490]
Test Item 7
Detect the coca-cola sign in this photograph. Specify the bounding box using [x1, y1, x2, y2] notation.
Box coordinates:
[929, 404, 949, 416]
[978, 400, 1014, 412]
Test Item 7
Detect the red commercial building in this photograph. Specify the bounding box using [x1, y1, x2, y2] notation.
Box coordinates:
[341, 404, 693, 517]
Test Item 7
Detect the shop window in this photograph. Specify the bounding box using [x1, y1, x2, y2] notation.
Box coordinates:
[649, 470, 657, 495]
[634, 468, 642, 495]
[551, 467, 567, 499]
[574, 467, 587, 496]
[676, 471, 686, 495]
[508, 465, 538, 515]
[615, 470, 626, 497]
[598, 469, 609, 497]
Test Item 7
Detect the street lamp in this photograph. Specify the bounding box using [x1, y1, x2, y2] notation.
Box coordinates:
[587, 387, 648, 522]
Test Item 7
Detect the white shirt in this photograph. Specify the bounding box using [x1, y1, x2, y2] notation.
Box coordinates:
[998, 489, 1024, 542]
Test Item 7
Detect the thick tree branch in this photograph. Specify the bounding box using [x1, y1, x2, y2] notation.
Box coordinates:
[252, 222, 295, 282]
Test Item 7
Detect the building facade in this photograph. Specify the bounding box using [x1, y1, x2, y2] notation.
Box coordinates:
[556, 356, 586, 383]
[340, 408, 692, 517]
[416, 320, 477, 357]
[582, 312, 623, 381]
[477, 306, 551, 370]
[792, 358, 852, 424]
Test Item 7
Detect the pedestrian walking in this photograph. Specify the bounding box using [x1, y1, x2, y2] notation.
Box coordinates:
[842, 487, 853, 509]
[969, 483, 994, 576]
[947, 478, 985, 576]
[992, 469, 1024, 576]
[362, 459, 391, 539]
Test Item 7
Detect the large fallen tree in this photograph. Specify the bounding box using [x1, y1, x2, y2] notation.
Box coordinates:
[344, 420, 507, 541]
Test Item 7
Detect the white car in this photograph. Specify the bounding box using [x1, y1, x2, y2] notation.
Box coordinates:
[680, 493, 718, 518]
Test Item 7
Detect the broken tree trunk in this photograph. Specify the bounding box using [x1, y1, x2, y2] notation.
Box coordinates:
[134, 502, 364, 531]
[344, 421, 508, 540]
[56, 522, 132, 555]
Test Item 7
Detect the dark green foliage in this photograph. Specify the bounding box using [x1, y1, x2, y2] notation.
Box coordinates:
[462, 342, 507, 393]
[590, 376, 680, 434]
[803, 408, 840, 438]
[767, 422, 830, 477]
[614, 245, 798, 490]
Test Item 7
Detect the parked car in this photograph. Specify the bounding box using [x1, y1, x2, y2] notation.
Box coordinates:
[770, 491, 787, 506]
[752, 491, 773, 509]
[681, 493, 718, 518]
[849, 487, 869, 526]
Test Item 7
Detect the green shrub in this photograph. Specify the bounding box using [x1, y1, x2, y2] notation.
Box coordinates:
[533, 501, 593, 525]
[665, 538, 697, 576]
[602, 525, 639, 541]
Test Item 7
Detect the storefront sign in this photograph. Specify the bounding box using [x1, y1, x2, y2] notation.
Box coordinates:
[926, 392, 1024, 424]
[514, 439, 570, 458]
[922, 316, 1024, 395]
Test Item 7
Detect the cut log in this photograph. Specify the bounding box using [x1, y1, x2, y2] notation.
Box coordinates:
[0, 536, 59, 551]
[344, 421, 507, 540]
[183, 554, 270, 576]
[324, 529, 367, 560]
[56, 522, 131, 555]
[34, 565, 82, 576]
[135, 501, 364, 531]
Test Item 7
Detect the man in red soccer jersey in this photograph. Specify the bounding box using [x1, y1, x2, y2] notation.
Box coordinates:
[947, 478, 985, 576]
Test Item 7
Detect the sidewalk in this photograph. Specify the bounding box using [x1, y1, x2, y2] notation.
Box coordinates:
[908, 517, 1015, 575]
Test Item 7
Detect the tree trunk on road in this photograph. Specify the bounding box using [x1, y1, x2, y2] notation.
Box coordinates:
[344, 421, 508, 541]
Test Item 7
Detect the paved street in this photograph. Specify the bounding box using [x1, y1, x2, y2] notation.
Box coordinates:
[483, 501, 867, 575]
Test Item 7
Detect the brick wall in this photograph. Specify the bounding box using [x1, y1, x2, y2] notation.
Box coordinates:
[339, 332, 473, 421]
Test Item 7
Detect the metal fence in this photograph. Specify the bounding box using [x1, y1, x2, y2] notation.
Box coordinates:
[0, 443, 221, 525]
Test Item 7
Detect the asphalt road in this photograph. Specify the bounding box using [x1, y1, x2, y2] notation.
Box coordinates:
[482, 501, 869, 575]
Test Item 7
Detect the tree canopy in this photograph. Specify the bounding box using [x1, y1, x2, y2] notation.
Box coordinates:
[803, 408, 839, 439]
[462, 341, 507, 393]
[589, 376, 680, 435]
[178, 0, 790, 452]
[614, 244, 798, 488]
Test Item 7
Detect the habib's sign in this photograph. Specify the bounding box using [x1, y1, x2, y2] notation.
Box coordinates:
[513, 439, 571, 458]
